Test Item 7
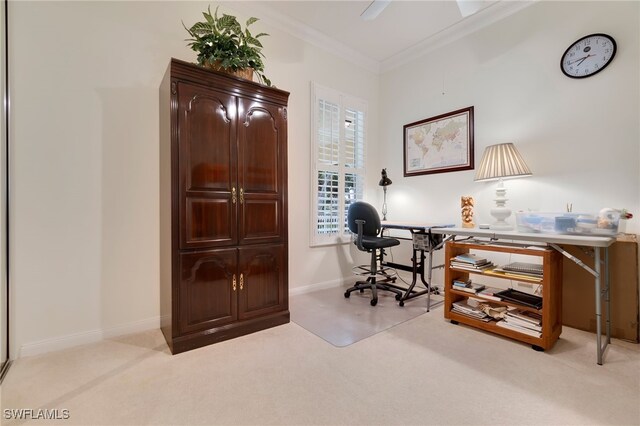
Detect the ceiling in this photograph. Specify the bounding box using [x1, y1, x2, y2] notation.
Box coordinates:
[226, 1, 534, 73]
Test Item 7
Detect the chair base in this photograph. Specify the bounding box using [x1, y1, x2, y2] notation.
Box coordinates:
[344, 275, 403, 306]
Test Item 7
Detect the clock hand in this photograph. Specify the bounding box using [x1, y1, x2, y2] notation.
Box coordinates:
[567, 56, 587, 65]
[567, 54, 595, 66]
[576, 54, 595, 66]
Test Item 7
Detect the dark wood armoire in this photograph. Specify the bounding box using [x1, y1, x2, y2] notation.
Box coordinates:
[159, 58, 290, 354]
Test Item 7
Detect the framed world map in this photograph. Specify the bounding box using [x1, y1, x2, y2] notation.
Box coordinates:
[403, 106, 474, 177]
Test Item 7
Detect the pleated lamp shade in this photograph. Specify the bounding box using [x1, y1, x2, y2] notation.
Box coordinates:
[474, 143, 532, 181]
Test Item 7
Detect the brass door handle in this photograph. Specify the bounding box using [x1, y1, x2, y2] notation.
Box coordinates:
[232, 274, 237, 291]
[240, 273, 244, 290]
[240, 188, 244, 204]
[232, 187, 237, 204]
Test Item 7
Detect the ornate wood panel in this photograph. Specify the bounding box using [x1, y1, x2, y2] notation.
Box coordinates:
[237, 99, 286, 245]
[178, 248, 237, 335]
[237, 244, 287, 320]
[178, 82, 238, 248]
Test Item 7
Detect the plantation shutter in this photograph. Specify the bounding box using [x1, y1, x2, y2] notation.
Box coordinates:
[316, 98, 341, 237]
[311, 83, 367, 246]
[343, 108, 365, 234]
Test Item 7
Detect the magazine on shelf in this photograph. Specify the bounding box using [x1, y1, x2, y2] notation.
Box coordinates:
[452, 310, 493, 322]
[477, 287, 503, 301]
[496, 320, 542, 338]
[504, 314, 542, 332]
[450, 261, 494, 271]
[504, 309, 542, 331]
[452, 300, 488, 318]
[484, 269, 542, 282]
[502, 262, 543, 275]
[456, 283, 486, 294]
[453, 279, 471, 287]
[453, 253, 488, 265]
[507, 309, 542, 325]
[493, 267, 542, 279]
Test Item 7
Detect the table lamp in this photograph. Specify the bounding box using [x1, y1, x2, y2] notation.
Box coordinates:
[474, 143, 532, 230]
[379, 169, 392, 220]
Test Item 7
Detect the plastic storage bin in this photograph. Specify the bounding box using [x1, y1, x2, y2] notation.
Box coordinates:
[516, 210, 620, 235]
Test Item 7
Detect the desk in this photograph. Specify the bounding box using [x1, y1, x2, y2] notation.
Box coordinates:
[380, 221, 454, 310]
[430, 227, 616, 365]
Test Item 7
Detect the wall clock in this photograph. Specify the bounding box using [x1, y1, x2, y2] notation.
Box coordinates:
[560, 33, 617, 79]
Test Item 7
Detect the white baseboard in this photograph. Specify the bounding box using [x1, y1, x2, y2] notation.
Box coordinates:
[289, 278, 348, 296]
[19, 316, 160, 358]
[18, 279, 355, 357]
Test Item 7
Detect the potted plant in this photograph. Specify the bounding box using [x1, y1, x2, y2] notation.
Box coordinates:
[184, 6, 272, 86]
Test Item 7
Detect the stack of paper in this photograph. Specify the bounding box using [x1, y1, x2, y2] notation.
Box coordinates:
[496, 309, 542, 337]
[451, 300, 491, 322]
[450, 253, 494, 272]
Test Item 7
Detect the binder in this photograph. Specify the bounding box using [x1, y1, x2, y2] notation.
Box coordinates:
[495, 288, 543, 309]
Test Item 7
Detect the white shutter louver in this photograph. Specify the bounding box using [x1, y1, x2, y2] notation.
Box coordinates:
[311, 83, 367, 245]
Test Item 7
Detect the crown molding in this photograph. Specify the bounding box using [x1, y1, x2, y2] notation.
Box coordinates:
[222, 1, 381, 74]
[379, 1, 536, 73]
[221, 1, 536, 76]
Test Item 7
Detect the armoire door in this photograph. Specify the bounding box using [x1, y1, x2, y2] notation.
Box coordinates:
[237, 244, 287, 320]
[237, 98, 287, 245]
[178, 248, 238, 335]
[178, 82, 238, 249]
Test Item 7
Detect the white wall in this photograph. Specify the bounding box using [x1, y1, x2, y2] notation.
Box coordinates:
[9, 1, 377, 357]
[378, 1, 639, 234]
[10, 0, 639, 358]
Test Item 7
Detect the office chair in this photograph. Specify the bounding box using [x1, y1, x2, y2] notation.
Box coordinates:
[344, 201, 403, 306]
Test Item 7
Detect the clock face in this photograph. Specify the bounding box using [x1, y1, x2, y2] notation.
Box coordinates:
[561, 33, 617, 79]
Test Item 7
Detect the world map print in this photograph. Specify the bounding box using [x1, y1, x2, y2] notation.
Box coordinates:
[405, 110, 471, 174]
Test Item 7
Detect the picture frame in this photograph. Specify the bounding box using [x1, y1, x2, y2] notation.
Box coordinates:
[403, 106, 474, 177]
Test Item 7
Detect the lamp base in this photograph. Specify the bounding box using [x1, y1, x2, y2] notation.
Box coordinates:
[490, 179, 513, 231]
[490, 222, 513, 231]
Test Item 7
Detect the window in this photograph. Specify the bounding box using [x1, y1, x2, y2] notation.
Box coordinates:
[311, 83, 366, 246]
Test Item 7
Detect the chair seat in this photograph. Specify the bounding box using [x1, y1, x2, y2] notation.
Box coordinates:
[361, 235, 400, 250]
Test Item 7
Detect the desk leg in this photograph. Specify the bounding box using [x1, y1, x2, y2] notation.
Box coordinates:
[426, 249, 433, 312]
[395, 247, 425, 307]
[595, 247, 603, 365]
[605, 247, 611, 344]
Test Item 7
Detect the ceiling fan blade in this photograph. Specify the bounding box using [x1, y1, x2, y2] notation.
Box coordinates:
[360, 0, 392, 21]
[456, 0, 488, 18]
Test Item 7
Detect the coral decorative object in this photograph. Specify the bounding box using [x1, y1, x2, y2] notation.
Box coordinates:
[461, 196, 475, 228]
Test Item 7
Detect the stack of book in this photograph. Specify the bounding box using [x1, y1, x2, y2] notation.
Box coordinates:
[452, 279, 486, 295]
[477, 286, 503, 301]
[496, 309, 542, 338]
[488, 262, 543, 282]
[451, 300, 491, 322]
[450, 253, 494, 272]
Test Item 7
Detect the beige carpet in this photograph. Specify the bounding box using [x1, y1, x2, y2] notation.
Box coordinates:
[1, 303, 639, 425]
[290, 284, 442, 347]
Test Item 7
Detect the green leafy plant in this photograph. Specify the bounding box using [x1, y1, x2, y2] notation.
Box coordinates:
[184, 6, 272, 86]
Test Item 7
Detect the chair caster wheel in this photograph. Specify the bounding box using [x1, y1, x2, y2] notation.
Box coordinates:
[395, 294, 401, 301]
[451, 320, 458, 325]
[532, 345, 544, 352]
[344, 292, 350, 298]
[370, 298, 378, 306]
[399, 301, 405, 307]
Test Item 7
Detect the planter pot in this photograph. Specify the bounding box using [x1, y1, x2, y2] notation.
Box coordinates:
[204, 61, 254, 81]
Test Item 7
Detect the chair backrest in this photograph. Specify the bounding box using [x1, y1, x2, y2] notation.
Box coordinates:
[347, 201, 381, 237]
